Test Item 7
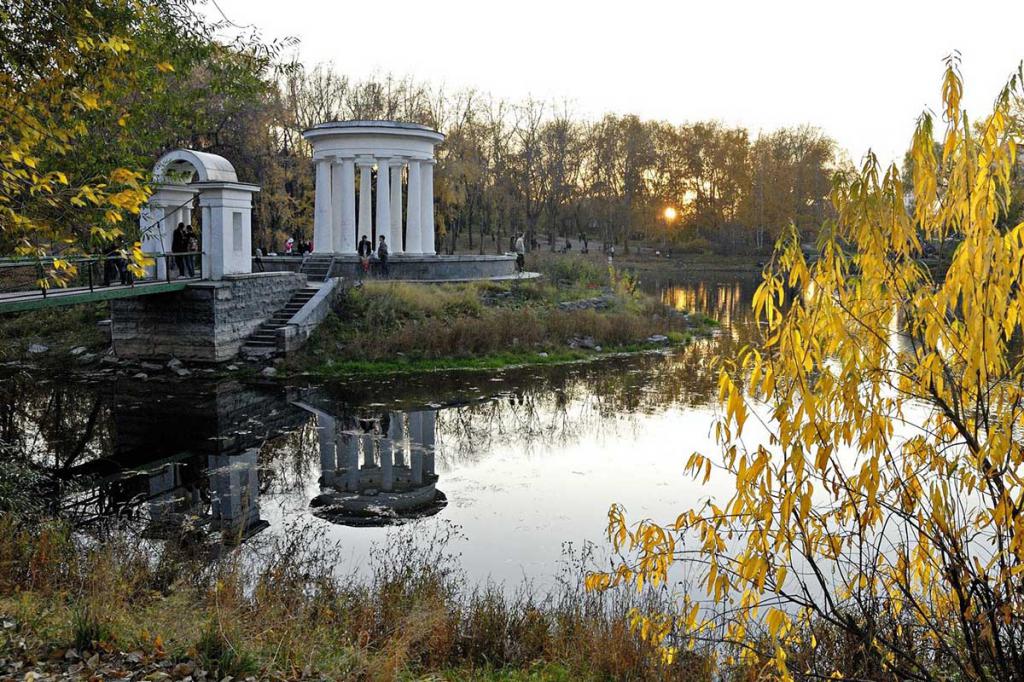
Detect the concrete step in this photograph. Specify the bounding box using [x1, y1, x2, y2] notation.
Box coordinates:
[242, 284, 325, 350]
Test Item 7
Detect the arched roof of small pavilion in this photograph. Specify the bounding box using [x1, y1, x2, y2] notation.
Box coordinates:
[153, 149, 238, 184]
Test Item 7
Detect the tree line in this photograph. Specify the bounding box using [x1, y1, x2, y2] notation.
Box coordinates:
[259, 66, 846, 256]
[0, 0, 863, 269]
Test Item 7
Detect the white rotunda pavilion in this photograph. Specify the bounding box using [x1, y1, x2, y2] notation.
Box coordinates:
[302, 120, 444, 256]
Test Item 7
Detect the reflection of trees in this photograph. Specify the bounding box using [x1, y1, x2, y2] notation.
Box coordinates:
[431, 339, 729, 467]
[431, 275, 760, 466]
[0, 373, 113, 473]
[258, 420, 318, 496]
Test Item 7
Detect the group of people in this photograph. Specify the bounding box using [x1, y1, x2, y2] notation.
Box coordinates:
[102, 240, 134, 286]
[171, 221, 198, 278]
[284, 237, 314, 255]
[357, 234, 389, 278]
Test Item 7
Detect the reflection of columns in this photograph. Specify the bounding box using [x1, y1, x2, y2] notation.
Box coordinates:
[389, 162, 404, 253]
[357, 158, 374, 241]
[341, 433, 359, 492]
[209, 448, 260, 538]
[360, 433, 374, 468]
[405, 161, 422, 254]
[420, 410, 436, 451]
[421, 410, 436, 475]
[337, 157, 356, 254]
[411, 447, 423, 485]
[375, 157, 391, 249]
[380, 442, 394, 492]
[420, 160, 436, 255]
[317, 414, 336, 482]
[407, 411, 422, 459]
[313, 158, 333, 252]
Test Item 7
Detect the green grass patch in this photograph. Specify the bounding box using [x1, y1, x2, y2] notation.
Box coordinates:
[0, 302, 107, 361]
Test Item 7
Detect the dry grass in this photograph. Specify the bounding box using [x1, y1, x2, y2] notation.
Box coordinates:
[0, 517, 714, 681]
[291, 276, 696, 375]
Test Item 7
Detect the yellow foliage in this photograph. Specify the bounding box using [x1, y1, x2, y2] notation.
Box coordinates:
[0, 3, 155, 286]
[589, 56, 1024, 679]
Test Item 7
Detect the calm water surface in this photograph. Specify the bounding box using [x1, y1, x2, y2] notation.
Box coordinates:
[1, 273, 762, 585]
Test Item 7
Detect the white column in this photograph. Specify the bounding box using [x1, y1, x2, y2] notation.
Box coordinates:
[313, 158, 333, 253]
[338, 157, 356, 254]
[375, 157, 391, 249]
[420, 159, 436, 255]
[197, 183, 259, 280]
[199, 206, 210, 279]
[405, 160, 422, 255]
[330, 160, 343, 252]
[389, 162, 404, 253]
[357, 158, 374, 243]
[141, 205, 165, 279]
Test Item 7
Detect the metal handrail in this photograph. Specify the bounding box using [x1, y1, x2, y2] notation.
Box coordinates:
[0, 251, 200, 268]
[0, 251, 205, 301]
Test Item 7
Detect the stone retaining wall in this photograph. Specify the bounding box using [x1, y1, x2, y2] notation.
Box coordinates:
[260, 253, 517, 281]
[110, 272, 306, 362]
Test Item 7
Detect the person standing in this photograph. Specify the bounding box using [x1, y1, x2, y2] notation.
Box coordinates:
[514, 233, 525, 273]
[254, 245, 266, 272]
[117, 238, 133, 285]
[358, 235, 372, 278]
[377, 235, 390, 277]
[183, 223, 197, 277]
[171, 222, 188, 277]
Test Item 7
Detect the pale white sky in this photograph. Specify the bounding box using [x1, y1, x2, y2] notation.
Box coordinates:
[206, 0, 1024, 166]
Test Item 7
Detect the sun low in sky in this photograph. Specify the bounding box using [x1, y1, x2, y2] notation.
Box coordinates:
[208, 0, 1024, 167]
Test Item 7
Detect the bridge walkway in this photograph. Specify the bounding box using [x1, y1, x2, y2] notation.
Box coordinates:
[0, 252, 202, 314]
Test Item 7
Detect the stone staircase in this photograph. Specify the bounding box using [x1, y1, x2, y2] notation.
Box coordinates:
[300, 253, 335, 282]
[241, 285, 319, 353]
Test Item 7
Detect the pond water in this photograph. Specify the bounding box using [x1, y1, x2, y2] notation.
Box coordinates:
[0, 273, 763, 586]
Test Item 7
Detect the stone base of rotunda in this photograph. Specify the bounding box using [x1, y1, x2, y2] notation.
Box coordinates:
[260, 253, 518, 281]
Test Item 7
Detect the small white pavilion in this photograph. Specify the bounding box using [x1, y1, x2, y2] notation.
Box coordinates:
[302, 121, 445, 255]
[142, 149, 260, 280]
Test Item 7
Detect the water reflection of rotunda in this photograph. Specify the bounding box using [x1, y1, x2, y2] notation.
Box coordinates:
[310, 409, 445, 526]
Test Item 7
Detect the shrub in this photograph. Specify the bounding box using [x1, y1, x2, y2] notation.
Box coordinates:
[673, 237, 712, 254]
